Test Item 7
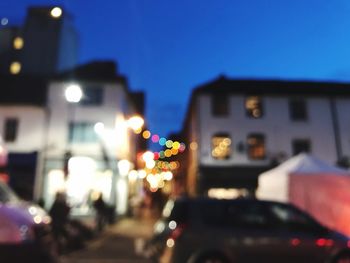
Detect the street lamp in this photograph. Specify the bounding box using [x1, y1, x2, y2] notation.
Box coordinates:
[65, 84, 82, 103]
[63, 84, 83, 179]
[126, 115, 144, 133]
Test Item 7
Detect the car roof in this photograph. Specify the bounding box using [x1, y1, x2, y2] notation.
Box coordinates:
[173, 197, 295, 209]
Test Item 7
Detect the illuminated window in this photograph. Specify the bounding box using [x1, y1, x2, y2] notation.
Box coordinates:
[212, 95, 229, 116]
[13, 37, 24, 50]
[212, 133, 231, 160]
[4, 118, 18, 142]
[245, 96, 263, 118]
[289, 98, 308, 121]
[292, 139, 311, 155]
[69, 122, 98, 143]
[247, 134, 266, 160]
[9, 62, 21, 74]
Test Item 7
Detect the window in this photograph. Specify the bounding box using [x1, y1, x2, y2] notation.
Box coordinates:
[68, 122, 98, 143]
[13, 37, 24, 50]
[292, 139, 311, 155]
[81, 86, 103, 106]
[269, 203, 323, 233]
[247, 133, 266, 160]
[4, 118, 19, 142]
[289, 98, 308, 121]
[211, 133, 231, 160]
[9, 61, 21, 75]
[245, 96, 263, 118]
[211, 94, 229, 116]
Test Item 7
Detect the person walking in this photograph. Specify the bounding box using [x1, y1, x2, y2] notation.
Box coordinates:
[49, 191, 70, 252]
[93, 192, 107, 232]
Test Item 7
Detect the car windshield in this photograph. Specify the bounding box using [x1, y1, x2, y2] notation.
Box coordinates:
[0, 182, 19, 203]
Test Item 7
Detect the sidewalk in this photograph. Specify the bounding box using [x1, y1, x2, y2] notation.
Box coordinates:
[73, 206, 159, 238]
[60, 208, 159, 263]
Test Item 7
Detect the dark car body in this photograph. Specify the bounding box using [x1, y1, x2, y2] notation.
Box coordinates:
[146, 197, 350, 263]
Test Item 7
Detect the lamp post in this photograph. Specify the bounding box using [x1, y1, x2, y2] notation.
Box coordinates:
[64, 84, 83, 179]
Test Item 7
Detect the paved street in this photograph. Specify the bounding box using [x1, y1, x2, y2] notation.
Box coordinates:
[60, 210, 158, 263]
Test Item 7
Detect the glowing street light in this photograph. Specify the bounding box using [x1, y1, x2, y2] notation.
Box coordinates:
[65, 84, 82, 103]
[127, 115, 144, 132]
[50, 7, 62, 18]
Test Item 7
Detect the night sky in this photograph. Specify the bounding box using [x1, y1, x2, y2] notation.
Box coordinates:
[2, 0, 350, 137]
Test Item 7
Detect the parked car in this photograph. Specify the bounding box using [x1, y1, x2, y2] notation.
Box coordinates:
[145, 196, 350, 263]
[0, 181, 57, 262]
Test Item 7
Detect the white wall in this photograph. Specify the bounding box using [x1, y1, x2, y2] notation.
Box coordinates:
[198, 94, 338, 166]
[0, 106, 46, 152]
[46, 81, 128, 160]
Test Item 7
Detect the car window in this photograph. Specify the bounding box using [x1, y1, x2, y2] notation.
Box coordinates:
[229, 202, 271, 228]
[268, 203, 323, 233]
[199, 201, 271, 228]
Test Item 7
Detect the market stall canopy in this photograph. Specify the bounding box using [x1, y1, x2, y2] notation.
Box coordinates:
[256, 153, 349, 202]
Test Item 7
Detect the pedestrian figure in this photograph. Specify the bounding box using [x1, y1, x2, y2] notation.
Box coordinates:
[49, 192, 70, 252]
[93, 192, 107, 231]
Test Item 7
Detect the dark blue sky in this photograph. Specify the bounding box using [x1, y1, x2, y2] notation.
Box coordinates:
[2, 0, 350, 137]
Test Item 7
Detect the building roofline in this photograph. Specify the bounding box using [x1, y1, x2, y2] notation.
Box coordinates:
[181, 75, 350, 134]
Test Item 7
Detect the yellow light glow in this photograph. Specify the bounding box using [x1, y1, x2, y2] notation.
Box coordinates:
[134, 128, 142, 134]
[50, 7, 62, 18]
[165, 140, 173, 148]
[165, 149, 172, 158]
[142, 130, 151, 139]
[13, 37, 24, 49]
[172, 141, 180, 150]
[127, 116, 144, 132]
[166, 238, 175, 248]
[10, 61, 21, 74]
[33, 215, 42, 224]
[190, 142, 198, 151]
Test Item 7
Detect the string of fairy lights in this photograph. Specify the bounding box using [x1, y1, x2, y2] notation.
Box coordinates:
[140, 130, 186, 159]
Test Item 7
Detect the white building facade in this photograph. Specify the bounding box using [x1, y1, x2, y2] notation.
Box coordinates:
[0, 63, 143, 216]
[183, 77, 350, 197]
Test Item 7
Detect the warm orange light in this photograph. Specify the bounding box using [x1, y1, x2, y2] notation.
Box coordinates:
[13, 37, 24, 49]
[142, 130, 151, 139]
[127, 116, 144, 132]
[10, 61, 21, 74]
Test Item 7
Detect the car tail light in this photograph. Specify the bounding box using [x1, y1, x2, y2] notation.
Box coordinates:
[315, 238, 334, 247]
[290, 238, 301, 246]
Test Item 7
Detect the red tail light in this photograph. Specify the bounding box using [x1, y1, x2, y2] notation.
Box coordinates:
[290, 238, 301, 246]
[315, 238, 334, 247]
[169, 223, 187, 241]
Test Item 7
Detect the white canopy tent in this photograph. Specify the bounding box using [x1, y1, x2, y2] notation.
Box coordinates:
[256, 153, 348, 202]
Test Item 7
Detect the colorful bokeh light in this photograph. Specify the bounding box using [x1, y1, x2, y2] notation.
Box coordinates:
[151, 134, 160, 143]
[142, 130, 151, 139]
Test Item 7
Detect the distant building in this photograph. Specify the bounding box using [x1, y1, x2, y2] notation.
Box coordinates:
[0, 61, 144, 216]
[0, 6, 78, 76]
[182, 76, 350, 197]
